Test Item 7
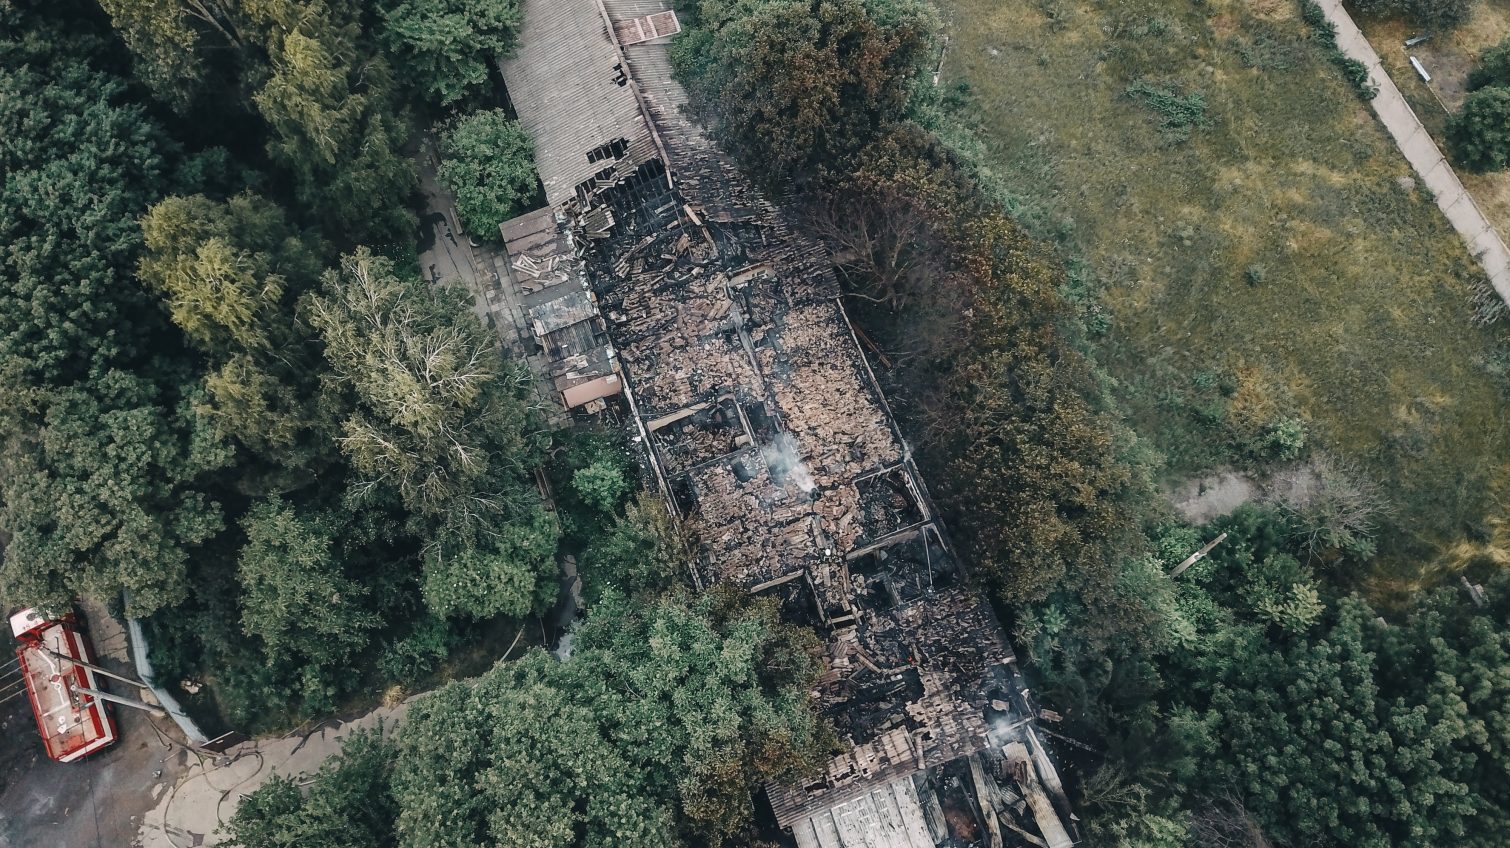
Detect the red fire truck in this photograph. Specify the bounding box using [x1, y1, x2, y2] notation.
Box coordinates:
[9, 608, 119, 762]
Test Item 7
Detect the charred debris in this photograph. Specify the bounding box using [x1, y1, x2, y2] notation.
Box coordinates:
[494, 1, 1082, 845]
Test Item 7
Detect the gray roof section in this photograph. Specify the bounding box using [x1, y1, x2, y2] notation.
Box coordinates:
[498, 0, 658, 206]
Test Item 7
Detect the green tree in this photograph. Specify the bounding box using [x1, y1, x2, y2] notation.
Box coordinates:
[255, 14, 416, 246]
[571, 457, 631, 516]
[1468, 38, 1510, 91]
[420, 505, 558, 619]
[673, 0, 940, 184]
[303, 248, 541, 522]
[437, 109, 537, 237]
[238, 497, 378, 668]
[140, 193, 321, 355]
[579, 490, 686, 602]
[139, 193, 333, 470]
[1178, 600, 1495, 847]
[1450, 85, 1510, 171]
[391, 590, 827, 848]
[0, 20, 170, 386]
[224, 727, 399, 848]
[380, 0, 522, 104]
[0, 372, 226, 617]
[94, 0, 242, 101]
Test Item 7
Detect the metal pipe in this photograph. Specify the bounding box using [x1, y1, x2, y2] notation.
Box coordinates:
[72, 684, 167, 718]
[40, 647, 148, 689]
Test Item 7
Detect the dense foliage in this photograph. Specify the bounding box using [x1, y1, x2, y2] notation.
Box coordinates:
[0, 0, 556, 728]
[97, 0, 417, 247]
[226, 592, 828, 848]
[224, 727, 399, 848]
[0, 1, 222, 618]
[379, 0, 521, 104]
[1059, 511, 1510, 848]
[673, 0, 940, 185]
[1453, 45, 1510, 172]
[138, 192, 333, 481]
[1, 372, 227, 618]
[6, 1, 1505, 845]
[436, 109, 538, 237]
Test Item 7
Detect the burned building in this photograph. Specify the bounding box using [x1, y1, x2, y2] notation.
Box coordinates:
[498, 1, 1079, 845]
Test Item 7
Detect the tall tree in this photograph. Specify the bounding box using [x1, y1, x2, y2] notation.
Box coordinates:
[437, 109, 537, 237]
[379, 0, 522, 105]
[420, 504, 557, 620]
[1177, 591, 1509, 848]
[303, 249, 542, 523]
[140, 193, 321, 356]
[255, 14, 416, 246]
[673, 0, 940, 184]
[94, 0, 240, 101]
[391, 590, 827, 848]
[0, 13, 170, 386]
[238, 497, 378, 669]
[139, 193, 335, 472]
[0, 371, 227, 617]
[225, 727, 399, 848]
[924, 211, 1139, 610]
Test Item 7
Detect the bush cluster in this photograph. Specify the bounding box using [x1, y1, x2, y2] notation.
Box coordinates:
[1451, 39, 1510, 171]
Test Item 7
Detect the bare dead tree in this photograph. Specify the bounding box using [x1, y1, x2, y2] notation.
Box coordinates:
[1267, 453, 1392, 560]
[806, 177, 960, 312]
[1189, 792, 1274, 848]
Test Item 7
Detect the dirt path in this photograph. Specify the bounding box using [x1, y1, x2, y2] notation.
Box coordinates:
[132, 698, 416, 847]
[1318, 0, 1510, 307]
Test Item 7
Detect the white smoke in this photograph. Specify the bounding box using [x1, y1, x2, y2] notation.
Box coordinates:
[762, 432, 817, 495]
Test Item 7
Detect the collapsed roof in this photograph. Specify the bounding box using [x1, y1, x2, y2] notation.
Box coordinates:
[497, 1, 1079, 844]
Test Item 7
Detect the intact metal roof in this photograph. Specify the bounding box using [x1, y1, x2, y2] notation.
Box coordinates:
[497, 0, 658, 206]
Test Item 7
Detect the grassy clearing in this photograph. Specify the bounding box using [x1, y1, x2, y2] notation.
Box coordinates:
[938, 0, 1509, 600]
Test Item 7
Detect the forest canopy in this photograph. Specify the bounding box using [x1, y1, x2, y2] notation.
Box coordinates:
[0, 0, 550, 728]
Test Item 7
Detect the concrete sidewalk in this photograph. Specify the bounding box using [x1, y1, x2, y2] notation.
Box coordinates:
[133, 698, 416, 848]
[1317, 0, 1510, 307]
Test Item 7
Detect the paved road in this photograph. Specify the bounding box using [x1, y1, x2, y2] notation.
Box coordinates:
[1318, 0, 1510, 307]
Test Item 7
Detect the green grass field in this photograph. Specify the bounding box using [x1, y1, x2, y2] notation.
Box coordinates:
[938, 0, 1510, 599]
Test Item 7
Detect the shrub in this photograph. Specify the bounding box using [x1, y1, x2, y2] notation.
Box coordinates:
[1125, 80, 1210, 142]
[1467, 38, 1510, 91]
[377, 615, 455, 685]
[437, 109, 537, 237]
[572, 458, 631, 516]
[1449, 86, 1510, 171]
[579, 490, 688, 601]
[1264, 416, 1308, 462]
[1300, 1, 1378, 101]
